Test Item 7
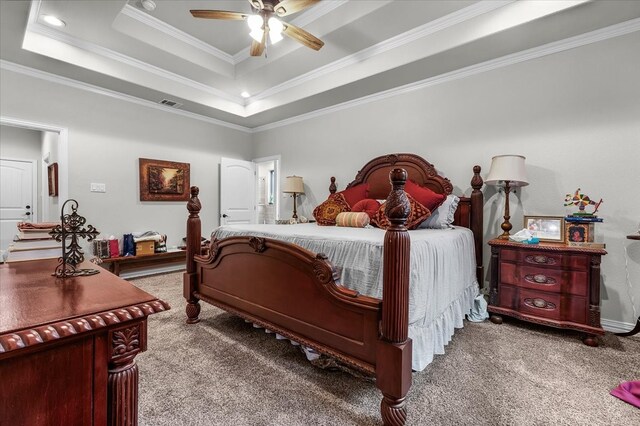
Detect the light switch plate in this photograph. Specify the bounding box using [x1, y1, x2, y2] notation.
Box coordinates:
[90, 183, 106, 193]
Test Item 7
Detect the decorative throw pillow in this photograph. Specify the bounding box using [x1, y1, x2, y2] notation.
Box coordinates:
[372, 194, 431, 230]
[337, 183, 369, 208]
[335, 212, 370, 228]
[351, 198, 381, 220]
[313, 193, 351, 226]
[404, 180, 446, 212]
[419, 194, 460, 229]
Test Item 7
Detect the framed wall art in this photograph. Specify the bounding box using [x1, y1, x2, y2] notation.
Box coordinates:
[523, 215, 564, 242]
[48, 162, 58, 197]
[139, 158, 190, 201]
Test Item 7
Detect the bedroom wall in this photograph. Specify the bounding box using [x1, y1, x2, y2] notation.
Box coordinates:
[40, 131, 60, 222]
[0, 124, 43, 222]
[0, 70, 253, 250]
[252, 32, 640, 327]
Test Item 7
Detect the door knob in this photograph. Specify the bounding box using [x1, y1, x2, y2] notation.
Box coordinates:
[25, 212, 31, 216]
[25, 205, 31, 209]
[222, 214, 229, 218]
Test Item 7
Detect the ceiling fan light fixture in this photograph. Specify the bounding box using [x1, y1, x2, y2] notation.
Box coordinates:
[269, 30, 283, 44]
[249, 28, 264, 43]
[268, 17, 284, 34]
[247, 14, 264, 31]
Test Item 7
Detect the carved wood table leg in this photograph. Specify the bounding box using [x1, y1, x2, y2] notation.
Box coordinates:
[108, 323, 145, 426]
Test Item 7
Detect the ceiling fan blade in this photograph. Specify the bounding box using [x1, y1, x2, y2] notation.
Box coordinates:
[247, 0, 265, 11]
[250, 27, 268, 56]
[190, 10, 248, 20]
[274, 0, 321, 17]
[282, 23, 324, 51]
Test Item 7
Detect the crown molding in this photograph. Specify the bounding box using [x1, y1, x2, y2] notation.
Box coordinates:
[120, 4, 236, 65]
[27, 22, 245, 106]
[252, 17, 640, 132]
[248, 0, 513, 103]
[0, 60, 252, 133]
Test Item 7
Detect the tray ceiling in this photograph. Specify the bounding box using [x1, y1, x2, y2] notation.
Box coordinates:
[2, 0, 640, 130]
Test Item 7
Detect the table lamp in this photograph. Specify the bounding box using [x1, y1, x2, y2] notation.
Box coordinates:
[282, 175, 304, 221]
[485, 155, 529, 240]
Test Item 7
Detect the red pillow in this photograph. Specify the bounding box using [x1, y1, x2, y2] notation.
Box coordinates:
[371, 194, 431, 230]
[405, 180, 446, 212]
[338, 183, 369, 208]
[351, 198, 381, 220]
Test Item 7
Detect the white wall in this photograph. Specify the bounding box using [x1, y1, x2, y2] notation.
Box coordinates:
[0, 124, 42, 221]
[253, 32, 640, 326]
[40, 130, 59, 222]
[0, 70, 253, 249]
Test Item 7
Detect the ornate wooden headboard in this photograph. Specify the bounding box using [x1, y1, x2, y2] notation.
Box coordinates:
[329, 153, 485, 285]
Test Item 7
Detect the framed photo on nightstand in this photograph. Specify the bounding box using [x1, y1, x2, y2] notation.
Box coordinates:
[523, 215, 565, 242]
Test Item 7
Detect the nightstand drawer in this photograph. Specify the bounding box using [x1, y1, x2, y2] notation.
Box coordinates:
[501, 249, 589, 270]
[500, 263, 588, 296]
[506, 289, 587, 324]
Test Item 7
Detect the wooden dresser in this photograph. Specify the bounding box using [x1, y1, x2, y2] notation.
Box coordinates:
[488, 239, 606, 346]
[0, 259, 170, 425]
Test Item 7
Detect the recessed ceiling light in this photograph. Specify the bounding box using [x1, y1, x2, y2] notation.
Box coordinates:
[42, 15, 66, 28]
[241, 91, 250, 98]
[141, 0, 156, 11]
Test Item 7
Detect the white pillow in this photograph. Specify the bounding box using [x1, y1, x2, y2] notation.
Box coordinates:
[419, 194, 459, 229]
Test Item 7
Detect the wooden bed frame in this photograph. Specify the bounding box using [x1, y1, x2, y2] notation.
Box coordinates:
[183, 153, 483, 425]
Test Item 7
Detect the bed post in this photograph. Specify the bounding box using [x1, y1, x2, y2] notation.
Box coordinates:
[184, 186, 202, 324]
[329, 176, 337, 194]
[470, 166, 484, 286]
[377, 168, 412, 426]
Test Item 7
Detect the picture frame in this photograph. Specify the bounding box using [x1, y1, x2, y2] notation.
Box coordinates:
[565, 222, 594, 243]
[47, 162, 58, 197]
[523, 215, 565, 242]
[139, 158, 190, 201]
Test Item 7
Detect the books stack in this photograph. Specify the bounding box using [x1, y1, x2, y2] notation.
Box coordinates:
[564, 215, 605, 249]
[6, 222, 62, 262]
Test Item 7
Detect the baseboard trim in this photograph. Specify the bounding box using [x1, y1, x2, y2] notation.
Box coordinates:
[601, 318, 636, 334]
[120, 264, 185, 280]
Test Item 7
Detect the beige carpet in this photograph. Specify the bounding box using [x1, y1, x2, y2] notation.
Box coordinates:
[132, 272, 639, 425]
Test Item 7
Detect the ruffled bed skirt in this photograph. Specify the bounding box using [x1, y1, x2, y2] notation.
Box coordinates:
[251, 281, 485, 372]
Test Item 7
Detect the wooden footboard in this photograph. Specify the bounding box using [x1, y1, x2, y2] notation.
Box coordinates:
[196, 236, 382, 372]
[184, 169, 413, 426]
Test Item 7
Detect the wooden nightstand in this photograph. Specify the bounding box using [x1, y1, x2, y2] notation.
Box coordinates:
[488, 239, 606, 346]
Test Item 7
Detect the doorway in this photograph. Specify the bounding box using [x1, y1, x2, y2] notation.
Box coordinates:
[0, 116, 69, 250]
[255, 155, 280, 224]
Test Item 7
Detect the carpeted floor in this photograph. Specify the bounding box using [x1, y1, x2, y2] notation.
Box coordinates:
[132, 272, 639, 425]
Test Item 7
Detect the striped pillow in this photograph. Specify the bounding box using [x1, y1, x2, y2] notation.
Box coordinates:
[335, 212, 370, 228]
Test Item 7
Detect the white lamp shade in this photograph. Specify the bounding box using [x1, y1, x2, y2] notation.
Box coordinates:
[282, 176, 304, 194]
[485, 155, 529, 187]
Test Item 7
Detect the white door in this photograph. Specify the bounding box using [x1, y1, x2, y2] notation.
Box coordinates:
[0, 159, 35, 251]
[220, 157, 256, 225]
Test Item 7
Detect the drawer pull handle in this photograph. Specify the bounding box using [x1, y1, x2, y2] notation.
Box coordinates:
[524, 274, 557, 285]
[524, 298, 556, 310]
[525, 255, 557, 266]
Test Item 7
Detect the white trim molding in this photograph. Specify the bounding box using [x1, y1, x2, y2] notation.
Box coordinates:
[601, 318, 638, 334]
[0, 61, 252, 133]
[252, 17, 640, 132]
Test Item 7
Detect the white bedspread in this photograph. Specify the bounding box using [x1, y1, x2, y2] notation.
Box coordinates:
[212, 223, 480, 371]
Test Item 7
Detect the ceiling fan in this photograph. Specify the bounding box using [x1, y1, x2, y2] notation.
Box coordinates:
[190, 0, 325, 57]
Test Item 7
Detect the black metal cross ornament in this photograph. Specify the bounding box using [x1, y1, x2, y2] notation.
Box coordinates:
[50, 199, 100, 278]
